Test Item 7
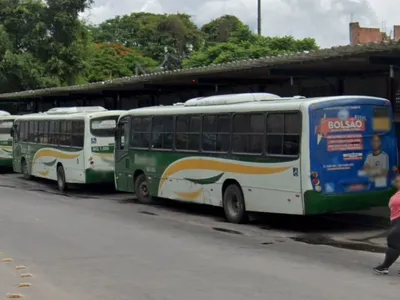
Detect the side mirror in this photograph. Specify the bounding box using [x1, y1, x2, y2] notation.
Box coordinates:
[10, 127, 14, 137]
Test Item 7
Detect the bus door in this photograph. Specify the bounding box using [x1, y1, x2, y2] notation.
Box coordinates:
[11, 120, 21, 172]
[310, 104, 396, 195]
[115, 116, 132, 192]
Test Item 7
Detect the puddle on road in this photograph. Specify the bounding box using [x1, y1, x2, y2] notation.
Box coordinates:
[212, 227, 243, 235]
[138, 210, 158, 216]
[261, 242, 273, 245]
[0, 184, 17, 189]
[291, 235, 386, 253]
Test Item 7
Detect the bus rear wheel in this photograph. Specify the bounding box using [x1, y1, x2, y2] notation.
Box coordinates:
[223, 184, 247, 224]
[21, 159, 31, 180]
[57, 165, 67, 192]
[135, 173, 152, 204]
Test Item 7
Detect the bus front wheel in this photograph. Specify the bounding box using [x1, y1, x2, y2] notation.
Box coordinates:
[223, 184, 247, 224]
[21, 159, 31, 180]
[57, 165, 67, 192]
[135, 173, 152, 204]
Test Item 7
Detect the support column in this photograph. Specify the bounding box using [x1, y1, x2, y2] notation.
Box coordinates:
[113, 92, 121, 110]
[337, 78, 344, 95]
[388, 65, 397, 114]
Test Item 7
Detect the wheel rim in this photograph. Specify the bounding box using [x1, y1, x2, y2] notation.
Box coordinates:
[227, 192, 241, 217]
[139, 181, 149, 199]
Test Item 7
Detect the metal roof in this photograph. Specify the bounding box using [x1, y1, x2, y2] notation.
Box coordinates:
[0, 41, 399, 100]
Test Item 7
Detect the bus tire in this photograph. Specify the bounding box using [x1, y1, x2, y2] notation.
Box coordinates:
[57, 165, 67, 192]
[135, 173, 152, 204]
[21, 159, 31, 180]
[223, 184, 247, 224]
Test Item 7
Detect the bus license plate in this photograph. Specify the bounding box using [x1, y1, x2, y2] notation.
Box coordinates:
[348, 184, 365, 192]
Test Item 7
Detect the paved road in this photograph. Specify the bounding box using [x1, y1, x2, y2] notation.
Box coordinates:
[1, 185, 400, 300]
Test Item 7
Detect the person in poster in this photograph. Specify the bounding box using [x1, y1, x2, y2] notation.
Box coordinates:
[363, 134, 389, 187]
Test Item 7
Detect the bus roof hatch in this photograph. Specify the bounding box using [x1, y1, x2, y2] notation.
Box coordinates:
[47, 106, 107, 114]
[0, 110, 11, 116]
[184, 93, 281, 106]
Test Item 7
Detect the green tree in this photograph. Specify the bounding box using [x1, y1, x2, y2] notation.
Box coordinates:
[201, 15, 253, 45]
[90, 13, 204, 63]
[183, 35, 319, 68]
[86, 43, 157, 82]
[0, 0, 92, 93]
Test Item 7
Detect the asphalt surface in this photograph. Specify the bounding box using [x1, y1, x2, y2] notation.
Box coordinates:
[1, 175, 400, 299]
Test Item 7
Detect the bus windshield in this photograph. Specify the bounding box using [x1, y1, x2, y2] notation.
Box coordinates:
[310, 103, 396, 194]
[90, 117, 118, 137]
[0, 120, 13, 135]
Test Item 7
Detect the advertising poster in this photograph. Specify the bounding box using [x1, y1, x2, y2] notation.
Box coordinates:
[310, 104, 395, 194]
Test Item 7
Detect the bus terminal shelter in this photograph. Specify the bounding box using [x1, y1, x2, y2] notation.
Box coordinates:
[0, 41, 399, 115]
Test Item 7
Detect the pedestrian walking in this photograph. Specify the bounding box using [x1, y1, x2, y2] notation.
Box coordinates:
[374, 174, 400, 274]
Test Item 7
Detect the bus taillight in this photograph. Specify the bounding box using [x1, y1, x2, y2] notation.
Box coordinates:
[311, 174, 321, 192]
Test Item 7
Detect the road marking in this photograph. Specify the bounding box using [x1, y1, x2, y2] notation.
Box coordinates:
[6, 293, 24, 299]
[15, 266, 26, 270]
[3, 258, 13, 262]
[18, 283, 31, 288]
[20, 273, 32, 278]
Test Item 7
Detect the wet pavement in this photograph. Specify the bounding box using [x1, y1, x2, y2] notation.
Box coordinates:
[0, 172, 392, 254]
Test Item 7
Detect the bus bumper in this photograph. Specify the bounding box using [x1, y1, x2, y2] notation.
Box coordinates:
[0, 158, 13, 168]
[303, 188, 396, 215]
[85, 169, 115, 184]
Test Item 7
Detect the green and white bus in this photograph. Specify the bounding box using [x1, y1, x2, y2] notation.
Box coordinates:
[12, 107, 124, 191]
[0, 111, 17, 168]
[114, 93, 398, 223]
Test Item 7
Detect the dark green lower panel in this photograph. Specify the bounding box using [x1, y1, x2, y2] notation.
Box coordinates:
[304, 188, 396, 215]
[85, 169, 115, 184]
[0, 158, 12, 167]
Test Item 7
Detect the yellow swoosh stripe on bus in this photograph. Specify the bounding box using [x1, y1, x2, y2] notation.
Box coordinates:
[39, 170, 49, 176]
[174, 188, 203, 200]
[159, 159, 291, 189]
[33, 149, 80, 164]
[0, 147, 12, 153]
[94, 153, 113, 160]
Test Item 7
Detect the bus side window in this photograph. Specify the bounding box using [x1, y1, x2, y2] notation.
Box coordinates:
[131, 117, 151, 149]
[232, 113, 264, 154]
[266, 112, 301, 156]
[22, 121, 28, 142]
[151, 116, 173, 150]
[38, 121, 44, 144]
[71, 121, 84, 148]
[283, 113, 301, 155]
[42, 121, 49, 144]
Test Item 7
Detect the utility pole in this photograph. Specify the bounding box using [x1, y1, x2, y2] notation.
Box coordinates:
[257, 0, 261, 35]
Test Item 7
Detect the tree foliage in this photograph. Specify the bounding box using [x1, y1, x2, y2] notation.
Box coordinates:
[88, 13, 204, 62]
[0, 9, 320, 93]
[201, 15, 253, 45]
[183, 16, 319, 67]
[0, 0, 92, 93]
[86, 43, 157, 82]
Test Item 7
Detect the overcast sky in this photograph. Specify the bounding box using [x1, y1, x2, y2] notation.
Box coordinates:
[82, 0, 399, 47]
